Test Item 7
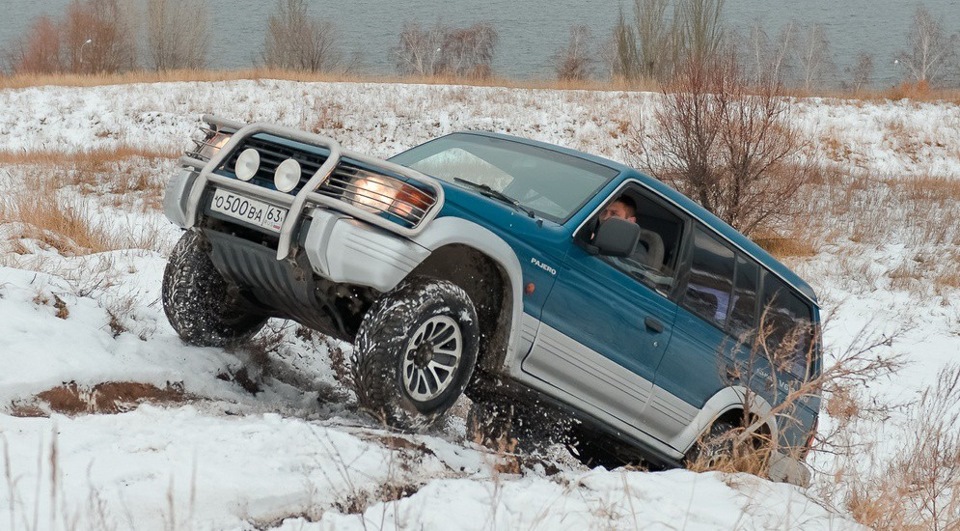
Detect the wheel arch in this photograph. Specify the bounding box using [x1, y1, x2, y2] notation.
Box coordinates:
[410, 217, 524, 374]
[676, 386, 777, 454]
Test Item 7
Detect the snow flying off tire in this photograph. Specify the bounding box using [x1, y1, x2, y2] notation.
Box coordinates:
[352, 276, 479, 429]
[161, 230, 266, 347]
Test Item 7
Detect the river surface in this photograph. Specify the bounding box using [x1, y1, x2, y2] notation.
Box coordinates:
[1, 0, 958, 87]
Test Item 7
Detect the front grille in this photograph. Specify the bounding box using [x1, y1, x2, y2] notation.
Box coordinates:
[223, 135, 329, 193]
[219, 135, 438, 230]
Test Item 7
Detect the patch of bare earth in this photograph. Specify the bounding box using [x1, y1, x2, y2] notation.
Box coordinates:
[9, 381, 190, 417]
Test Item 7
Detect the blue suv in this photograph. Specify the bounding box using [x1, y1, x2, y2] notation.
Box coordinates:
[162, 116, 821, 485]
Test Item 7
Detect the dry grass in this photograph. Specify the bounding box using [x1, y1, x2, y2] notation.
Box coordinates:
[0, 145, 176, 166]
[0, 68, 659, 93]
[833, 366, 960, 531]
[2, 68, 958, 103]
[0, 185, 122, 256]
[753, 236, 819, 259]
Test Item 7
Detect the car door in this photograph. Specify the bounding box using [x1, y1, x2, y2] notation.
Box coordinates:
[520, 183, 682, 430]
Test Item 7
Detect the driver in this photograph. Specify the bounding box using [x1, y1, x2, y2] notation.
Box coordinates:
[599, 196, 637, 224]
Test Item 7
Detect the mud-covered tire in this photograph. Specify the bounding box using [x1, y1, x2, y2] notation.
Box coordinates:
[684, 420, 738, 469]
[351, 276, 479, 429]
[162, 230, 266, 347]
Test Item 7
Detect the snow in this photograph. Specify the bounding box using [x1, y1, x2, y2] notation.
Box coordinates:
[1, 79, 958, 529]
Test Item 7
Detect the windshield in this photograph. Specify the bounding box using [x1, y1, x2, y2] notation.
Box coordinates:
[390, 133, 619, 223]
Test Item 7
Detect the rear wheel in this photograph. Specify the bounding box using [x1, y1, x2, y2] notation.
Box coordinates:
[162, 230, 266, 347]
[351, 276, 479, 429]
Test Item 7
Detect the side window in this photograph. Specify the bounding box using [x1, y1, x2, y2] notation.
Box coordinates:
[585, 185, 686, 295]
[760, 272, 816, 377]
[682, 227, 735, 327]
[728, 255, 759, 339]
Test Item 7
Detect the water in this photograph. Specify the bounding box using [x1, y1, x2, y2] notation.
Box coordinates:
[1, 0, 958, 87]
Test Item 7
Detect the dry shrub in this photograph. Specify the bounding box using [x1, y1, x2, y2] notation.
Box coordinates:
[261, 0, 343, 73]
[62, 0, 137, 74]
[843, 366, 960, 530]
[3, 16, 63, 74]
[552, 25, 594, 81]
[628, 54, 814, 236]
[11, 381, 187, 416]
[393, 21, 498, 79]
[688, 312, 903, 487]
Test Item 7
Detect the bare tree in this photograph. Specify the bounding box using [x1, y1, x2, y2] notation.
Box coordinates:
[794, 23, 834, 91]
[62, 0, 137, 74]
[552, 25, 594, 81]
[4, 16, 63, 74]
[261, 0, 342, 72]
[442, 23, 497, 78]
[393, 21, 498, 79]
[393, 22, 446, 77]
[610, 8, 641, 81]
[629, 55, 811, 236]
[146, 0, 210, 70]
[676, 0, 725, 67]
[848, 52, 874, 93]
[738, 19, 795, 86]
[611, 0, 678, 82]
[896, 5, 959, 86]
[611, 0, 723, 83]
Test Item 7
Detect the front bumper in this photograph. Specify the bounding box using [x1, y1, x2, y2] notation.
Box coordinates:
[163, 117, 443, 293]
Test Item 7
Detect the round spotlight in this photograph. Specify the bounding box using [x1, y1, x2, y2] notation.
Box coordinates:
[274, 158, 302, 193]
[235, 148, 260, 181]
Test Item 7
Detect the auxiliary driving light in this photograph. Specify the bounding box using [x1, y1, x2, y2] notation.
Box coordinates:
[235, 148, 260, 181]
[274, 158, 302, 193]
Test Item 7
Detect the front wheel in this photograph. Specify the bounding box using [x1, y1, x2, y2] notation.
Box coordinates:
[351, 276, 479, 429]
[162, 230, 266, 347]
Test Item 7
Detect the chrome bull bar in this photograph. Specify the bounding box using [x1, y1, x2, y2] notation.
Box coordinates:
[180, 116, 444, 261]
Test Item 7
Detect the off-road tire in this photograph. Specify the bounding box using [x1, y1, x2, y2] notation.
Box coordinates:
[352, 276, 479, 430]
[162, 230, 266, 347]
[684, 420, 738, 469]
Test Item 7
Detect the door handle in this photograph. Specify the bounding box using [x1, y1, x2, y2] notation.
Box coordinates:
[644, 316, 664, 334]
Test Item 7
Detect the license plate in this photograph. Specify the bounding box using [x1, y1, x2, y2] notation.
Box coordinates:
[210, 189, 287, 232]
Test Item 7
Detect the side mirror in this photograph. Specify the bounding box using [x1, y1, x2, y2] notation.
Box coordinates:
[593, 217, 640, 257]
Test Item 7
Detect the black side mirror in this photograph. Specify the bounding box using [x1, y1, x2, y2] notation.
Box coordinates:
[593, 217, 640, 257]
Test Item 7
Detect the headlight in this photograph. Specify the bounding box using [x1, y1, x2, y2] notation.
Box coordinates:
[351, 171, 432, 221]
[352, 173, 397, 211]
[198, 131, 232, 160]
[274, 158, 301, 192]
[235, 148, 260, 181]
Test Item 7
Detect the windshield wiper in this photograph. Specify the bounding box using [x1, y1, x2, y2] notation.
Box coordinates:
[452, 178, 536, 218]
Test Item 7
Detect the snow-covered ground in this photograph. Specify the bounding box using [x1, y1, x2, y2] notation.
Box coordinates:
[0, 80, 958, 530]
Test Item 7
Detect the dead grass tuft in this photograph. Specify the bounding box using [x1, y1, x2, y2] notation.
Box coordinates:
[754, 236, 819, 259]
[0, 145, 176, 166]
[11, 381, 188, 417]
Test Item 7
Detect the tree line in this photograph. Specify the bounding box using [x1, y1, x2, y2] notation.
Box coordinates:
[3, 0, 958, 91]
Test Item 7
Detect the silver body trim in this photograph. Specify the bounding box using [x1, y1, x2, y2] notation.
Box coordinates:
[522, 322, 654, 427]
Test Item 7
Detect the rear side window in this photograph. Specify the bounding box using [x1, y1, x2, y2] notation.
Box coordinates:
[760, 272, 816, 377]
[682, 227, 735, 327]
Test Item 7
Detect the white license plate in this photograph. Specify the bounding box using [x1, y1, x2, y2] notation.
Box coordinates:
[210, 189, 287, 232]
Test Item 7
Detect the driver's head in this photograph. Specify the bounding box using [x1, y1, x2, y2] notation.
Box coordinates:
[600, 196, 637, 224]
